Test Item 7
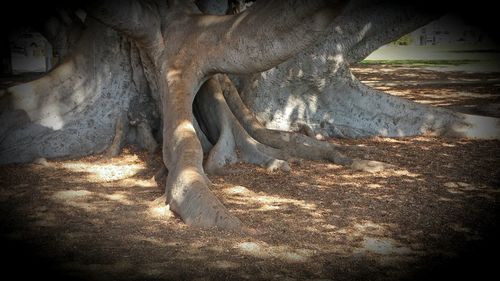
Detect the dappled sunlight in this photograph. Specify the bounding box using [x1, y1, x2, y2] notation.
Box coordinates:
[51, 189, 100, 212]
[60, 154, 145, 182]
[443, 181, 499, 199]
[0, 134, 499, 279]
[52, 189, 93, 200]
[353, 237, 416, 267]
[385, 88, 498, 107]
[307, 219, 421, 259]
[2, 49, 500, 278]
[119, 178, 157, 188]
[51, 189, 137, 212]
[373, 137, 412, 144]
[235, 241, 314, 263]
[146, 204, 175, 220]
[391, 169, 420, 178]
[101, 192, 134, 205]
[61, 162, 144, 182]
[4, 52, 116, 135]
[222, 185, 319, 213]
[172, 120, 197, 144]
[338, 168, 421, 180]
[352, 64, 500, 117]
[9, 82, 66, 130]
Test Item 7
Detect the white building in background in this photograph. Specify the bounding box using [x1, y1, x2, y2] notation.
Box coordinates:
[367, 14, 500, 62]
[394, 14, 493, 46]
[9, 29, 53, 74]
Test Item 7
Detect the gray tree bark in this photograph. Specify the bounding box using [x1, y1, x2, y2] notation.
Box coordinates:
[0, 18, 158, 164]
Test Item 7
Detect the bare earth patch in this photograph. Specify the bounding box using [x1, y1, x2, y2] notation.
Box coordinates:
[1, 64, 499, 280]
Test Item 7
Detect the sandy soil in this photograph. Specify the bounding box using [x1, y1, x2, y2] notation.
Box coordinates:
[0, 64, 499, 281]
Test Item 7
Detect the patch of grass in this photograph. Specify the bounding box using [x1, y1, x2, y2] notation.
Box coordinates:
[359, 59, 479, 67]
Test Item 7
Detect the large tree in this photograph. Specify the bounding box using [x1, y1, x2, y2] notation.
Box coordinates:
[1, 0, 498, 231]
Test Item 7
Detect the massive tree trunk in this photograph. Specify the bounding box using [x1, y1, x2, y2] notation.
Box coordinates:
[1, 0, 499, 231]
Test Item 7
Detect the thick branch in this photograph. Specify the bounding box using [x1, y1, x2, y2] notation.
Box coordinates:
[40, 9, 85, 60]
[88, 0, 163, 45]
[194, 0, 348, 74]
[340, 1, 441, 63]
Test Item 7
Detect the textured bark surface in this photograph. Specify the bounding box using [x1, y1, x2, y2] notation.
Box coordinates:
[1, 0, 498, 230]
[237, 0, 500, 139]
[2, 20, 136, 163]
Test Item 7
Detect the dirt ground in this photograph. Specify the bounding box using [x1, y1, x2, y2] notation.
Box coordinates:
[1, 64, 499, 281]
[351, 63, 500, 117]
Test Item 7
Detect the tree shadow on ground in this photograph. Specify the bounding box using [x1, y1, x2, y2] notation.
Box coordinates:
[0, 136, 498, 280]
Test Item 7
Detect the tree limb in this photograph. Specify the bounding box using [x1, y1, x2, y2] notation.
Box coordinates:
[187, 0, 348, 75]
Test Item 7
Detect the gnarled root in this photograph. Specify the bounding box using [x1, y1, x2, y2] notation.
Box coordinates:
[218, 74, 393, 173]
[195, 77, 290, 175]
[160, 72, 392, 231]
[106, 112, 129, 157]
[136, 121, 159, 153]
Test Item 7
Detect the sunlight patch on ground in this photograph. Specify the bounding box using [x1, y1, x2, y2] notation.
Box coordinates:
[443, 182, 499, 198]
[339, 168, 421, 180]
[353, 220, 392, 236]
[147, 204, 174, 219]
[350, 221, 415, 257]
[325, 220, 420, 262]
[236, 241, 314, 263]
[441, 142, 456, 147]
[223, 185, 318, 213]
[366, 183, 383, 189]
[375, 138, 411, 144]
[120, 178, 157, 188]
[209, 260, 240, 269]
[354, 237, 413, 256]
[51, 190, 96, 211]
[61, 162, 145, 182]
[101, 192, 133, 205]
[444, 181, 474, 190]
[391, 169, 420, 178]
[52, 189, 136, 211]
[52, 189, 93, 200]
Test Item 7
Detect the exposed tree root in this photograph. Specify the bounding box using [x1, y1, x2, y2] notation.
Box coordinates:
[297, 121, 319, 139]
[217, 75, 393, 173]
[195, 77, 290, 175]
[106, 112, 129, 157]
[135, 121, 159, 153]
[156, 73, 394, 231]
